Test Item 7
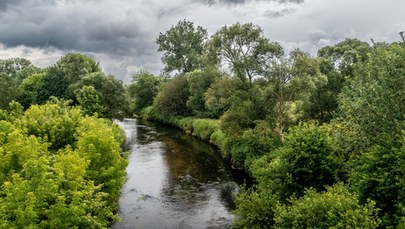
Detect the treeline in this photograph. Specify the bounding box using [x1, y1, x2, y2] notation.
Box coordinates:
[0, 55, 130, 227]
[128, 20, 405, 228]
[0, 54, 130, 119]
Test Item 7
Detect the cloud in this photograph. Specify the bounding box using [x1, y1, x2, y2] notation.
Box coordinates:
[0, 0, 22, 11]
[193, 0, 303, 5]
[0, 0, 404, 83]
[264, 8, 296, 18]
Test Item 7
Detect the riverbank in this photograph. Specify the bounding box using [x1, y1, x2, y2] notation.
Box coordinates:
[139, 106, 231, 160]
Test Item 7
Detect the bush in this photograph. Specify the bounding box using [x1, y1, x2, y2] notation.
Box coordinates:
[0, 102, 127, 227]
[153, 75, 191, 117]
[251, 122, 342, 201]
[274, 184, 380, 228]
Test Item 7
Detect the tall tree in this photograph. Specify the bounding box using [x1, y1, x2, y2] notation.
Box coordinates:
[156, 20, 208, 75]
[209, 22, 283, 84]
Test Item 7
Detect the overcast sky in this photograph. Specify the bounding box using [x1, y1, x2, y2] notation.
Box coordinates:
[0, 0, 404, 82]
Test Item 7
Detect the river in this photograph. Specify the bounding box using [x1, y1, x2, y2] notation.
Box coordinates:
[112, 119, 242, 229]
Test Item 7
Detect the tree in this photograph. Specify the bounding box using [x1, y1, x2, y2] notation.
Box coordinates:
[273, 184, 380, 228]
[73, 72, 130, 119]
[153, 75, 191, 117]
[0, 73, 18, 109]
[56, 53, 101, 85]
[156, 20, 208, 75]
[306, 39, 371, 122]
[186, 69, 221, 117]
[251, 123, 341, 201]
[209, 22, 283, 84]
[265, 50, 327, 140]
[339, 42, 405, 149]
[127, 71, 163, 112]
[76, 86, 106, 116]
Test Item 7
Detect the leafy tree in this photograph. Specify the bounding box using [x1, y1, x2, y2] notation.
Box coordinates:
[318, 38, 371, 78]
[0, 58, 37, 84]
[19, 100, 82, 151]
[204, 76, 243, 118]
[75, 116, 127, 206]
[127, 71, 163, 112]
[186, 69, 221, 117]
[156, 20, 208, 75]
[19, 72, 46, 107]
[233, 187, 279, 228]
[209, 22, 283, 84]
[265, 50, 327, 140]
[76, 85, 106, 116]
[349, 132, 405, 227]
[251, 123, 341, 201]
[273, 184, 380, 228]
[339, 42, 405, 149]
[56, 53, 101, 85]
[153, 75, 191, 116]
[0, 73, 18, 109]
[73, 72, 130, 119]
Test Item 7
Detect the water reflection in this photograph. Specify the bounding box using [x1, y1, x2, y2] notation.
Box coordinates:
[113, 119, 240, 229]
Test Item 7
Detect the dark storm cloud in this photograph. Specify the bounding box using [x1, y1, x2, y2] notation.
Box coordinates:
[0, 2, 151, 57]
[0, 0, 23, 11]
[193, 0, 303, 5]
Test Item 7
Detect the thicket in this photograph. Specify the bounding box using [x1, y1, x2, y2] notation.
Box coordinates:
[0, 100, 127, 228]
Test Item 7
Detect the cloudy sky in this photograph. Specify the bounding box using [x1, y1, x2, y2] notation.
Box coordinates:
[0, 0, 404, 82]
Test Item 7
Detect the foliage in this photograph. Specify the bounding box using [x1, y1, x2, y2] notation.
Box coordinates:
[0, 73, 18, 110]
[273, 183, 380, 228]
[0, 102, 127, 227]
[204, 76, 243, 118]
[153, 75, 191, 117]
[56, 53, 101, 85]
[73, 72, 130, 119]
[76, 85, 106, 116]
[251, 123, 341, 201]
[349, 134, 405, 228]
[127, 71, 163, 112]
[339, 43, 405, 149]
[209, 22, 283, 84]
[186, 69, 221, 117]
[156, 20, 208, 75]
[233, 187, 279, 229]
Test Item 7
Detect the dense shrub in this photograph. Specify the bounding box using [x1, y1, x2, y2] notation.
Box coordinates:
[0, 101, 127, 227]
[273, 184, 380, 228]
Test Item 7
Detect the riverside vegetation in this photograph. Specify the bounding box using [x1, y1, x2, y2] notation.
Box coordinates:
[1, 20, 405, 228]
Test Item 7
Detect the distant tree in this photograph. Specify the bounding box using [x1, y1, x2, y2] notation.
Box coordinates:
[209, 22, 283, 84]
[0, 58, 32, 77]
[156, 20, 208, 75]
[0, 73, 18, 109]
[186, 69, 221, 117]
[265, 50, 327, 140]
[306, 39, 371, 122]
[56, 53, 101, 85]
[153, 75, 191, 116]
[73, 72, 130, 119]
[127, 71, 163, 112]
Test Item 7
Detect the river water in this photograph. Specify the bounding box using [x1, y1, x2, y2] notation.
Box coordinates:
[112, 119, 241, 229]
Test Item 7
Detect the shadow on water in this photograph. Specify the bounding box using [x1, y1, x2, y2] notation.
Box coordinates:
[113, 119, 242, 229]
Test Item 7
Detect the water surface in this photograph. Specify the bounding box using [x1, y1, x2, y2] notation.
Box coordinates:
[113, 119, 240, 229]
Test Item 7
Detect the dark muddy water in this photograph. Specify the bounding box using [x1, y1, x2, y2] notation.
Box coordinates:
[112, 119, 242, 229]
